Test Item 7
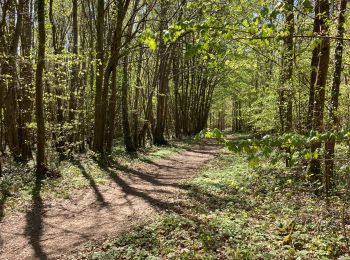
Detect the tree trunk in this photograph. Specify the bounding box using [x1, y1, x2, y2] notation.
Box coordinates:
[132, 49, 143, 147]
[69, 0, 79, 145]
[173, 44, 181, 138]
[306, 0, 321, 131]
[92, 0, 105, 152]
[324, 0, 347, 192]
[4, 0, 24, 160]
[281, 0, 294, 132]
[18, 0, 33, 161]
[49, 0, 66, 157]
[154, 0, 170, 145]
[35, 0, 47, 175]
[121, 56, 136, 153]
[106, 68, 117, 153]
[309, 0, 331, 178]
[278, 0, 294, 166]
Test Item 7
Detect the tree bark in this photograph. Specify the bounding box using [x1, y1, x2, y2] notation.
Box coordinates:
[132, 49, 143, 147]
[121, 56, 136, 153]
[306, 0, 321, 131]
[324, 0, 347, 192]
[3, 0, 24, 160]
[309, 0, 331, 178]
[279, 0, 294, 133]
[173, 44, 181, 138]
[35, 0, 47, 175]
[49, 0, 66, 157]
[69, 0, 79, 145]
[17, 0, 33, 161]
[92, 0, 105, 152]
[154, 0, 170, 145]
[106, 68, 117, 153]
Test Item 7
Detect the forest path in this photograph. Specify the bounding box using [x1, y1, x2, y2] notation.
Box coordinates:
[0, 142, 220, 260]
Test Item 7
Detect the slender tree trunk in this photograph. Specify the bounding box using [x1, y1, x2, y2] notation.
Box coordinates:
[93, 0, 105, 152]
[69, 0, 79, 145]
[154, 0, 170, 145]
[278, 0, 294, 166]
[309, 0, 331, 178]
[173, 44, 181, 138]
[35, 0, 47, 175]
[132, 49, 143, 147]
[106, 68, 117, 153]
[18, 0, 33, 161]
[231, 96, 235, 132]
[0, 4, 8, 146]
[279, 0, 294, 133]
[4, 0, 24, 160]
[306, 0, 321, 131]
[324, 0, 347, 192]
[283, 0, 294, 132]
[49, 0, 66, 156]
[121, 56, 136, 153]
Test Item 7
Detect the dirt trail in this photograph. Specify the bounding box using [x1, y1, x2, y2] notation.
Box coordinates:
[0, 142, 219, 260]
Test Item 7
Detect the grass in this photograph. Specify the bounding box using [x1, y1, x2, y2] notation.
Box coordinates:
[0, 139, 193, 217]
[90, 151, 350, 259]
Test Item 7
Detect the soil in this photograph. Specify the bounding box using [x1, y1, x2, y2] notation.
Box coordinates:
[0, 142, 220, 260]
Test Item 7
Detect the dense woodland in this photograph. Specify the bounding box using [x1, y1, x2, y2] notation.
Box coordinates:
[0, 0, 225, 174]
[0, 0, 349, 185]
[1, 0, 350, 258]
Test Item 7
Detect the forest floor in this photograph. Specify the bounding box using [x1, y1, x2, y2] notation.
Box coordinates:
[89, 147, 350, 259]
[0, 141, 221, 260]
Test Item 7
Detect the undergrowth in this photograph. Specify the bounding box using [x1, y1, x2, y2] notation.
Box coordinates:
[90, 152, 350, 259]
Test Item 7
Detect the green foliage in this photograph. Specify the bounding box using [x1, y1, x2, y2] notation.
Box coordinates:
[301, 0, 313, 12]
[140, 30, 157, 51]
[198, 129, 350, 169]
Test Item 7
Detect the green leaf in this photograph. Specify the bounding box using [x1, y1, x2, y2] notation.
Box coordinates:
[144, 37, 157, 50]
[301, 0, 313, 12]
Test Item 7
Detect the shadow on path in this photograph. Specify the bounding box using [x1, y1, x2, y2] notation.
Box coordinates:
[1, 142, 219, 260]
[102, 164, 184, 214]
[118, 163, 184, 188]
[72, 159, 108, 206]
[24, 177, 48, 260]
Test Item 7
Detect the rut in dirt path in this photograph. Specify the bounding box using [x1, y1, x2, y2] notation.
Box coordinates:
[0, 142, 220, 260]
